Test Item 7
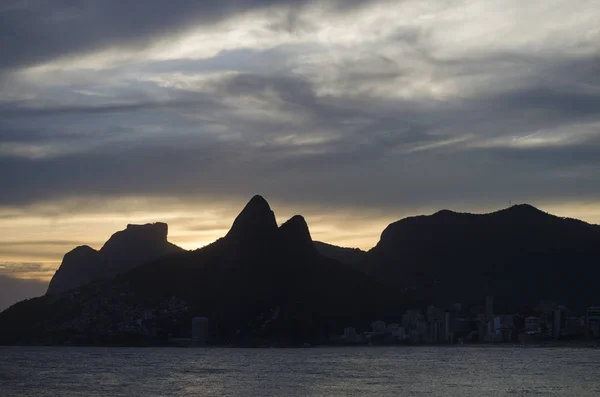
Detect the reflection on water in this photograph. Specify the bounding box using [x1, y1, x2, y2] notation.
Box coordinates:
[1, 346, 600, 396]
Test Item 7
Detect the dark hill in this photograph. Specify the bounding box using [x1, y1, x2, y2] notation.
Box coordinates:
[313, 241, 367, 266]
[46, 222, 183, 295]
[225, 195, 278, 244]
[365, 204, 600, 311]
[1, 196, 394, 346]
[280, 215, 318, 257]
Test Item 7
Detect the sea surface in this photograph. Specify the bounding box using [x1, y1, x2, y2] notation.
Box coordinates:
[1, 346, 599, 396]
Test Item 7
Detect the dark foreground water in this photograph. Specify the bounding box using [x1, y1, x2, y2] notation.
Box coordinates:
[1, 346, 599, 396]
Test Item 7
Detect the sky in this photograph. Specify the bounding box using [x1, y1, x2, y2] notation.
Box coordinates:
[1, 0, 600, 309]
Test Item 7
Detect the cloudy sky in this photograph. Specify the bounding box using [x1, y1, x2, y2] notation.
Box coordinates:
[1, 0, 600, 308]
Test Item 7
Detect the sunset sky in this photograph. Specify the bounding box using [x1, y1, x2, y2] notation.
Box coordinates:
[2, 0, 600, 308]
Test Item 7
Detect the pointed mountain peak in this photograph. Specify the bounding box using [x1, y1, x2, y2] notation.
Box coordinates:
[280, 215, 311, 237]
[279, 215, 317, 256]
[225, 195, 278, 242]
[247, 194, 270, 209]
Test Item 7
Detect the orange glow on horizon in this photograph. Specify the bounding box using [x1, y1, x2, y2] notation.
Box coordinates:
[2, 196, 600, 283]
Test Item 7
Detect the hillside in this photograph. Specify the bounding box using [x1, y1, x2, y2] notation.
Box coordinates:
[4, 201, 600, 346]
[0, 196, 394, 345]
[364, 204, 600, 311]
[46, 222, 184, 295]
[313, 241, 367, 267]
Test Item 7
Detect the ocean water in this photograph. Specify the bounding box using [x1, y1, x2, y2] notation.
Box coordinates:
[1, 346, 599, 396]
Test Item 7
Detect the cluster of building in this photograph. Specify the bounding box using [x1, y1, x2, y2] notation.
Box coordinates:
[46, 286, 600, 347]
[50, 289, 192, 343]
[341, 297, 600, 345]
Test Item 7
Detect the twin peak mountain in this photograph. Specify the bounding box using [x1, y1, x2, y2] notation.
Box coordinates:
[47, 195, 316, 295]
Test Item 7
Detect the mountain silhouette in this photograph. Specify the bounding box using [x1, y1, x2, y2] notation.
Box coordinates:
[4, 200, 600, 346]
[280, 215, 318, 257]
[46, 222, 183, 295]
[363, 204, 600, 311]
[1, 196, 392, 345]
[225, 195, 278, 243]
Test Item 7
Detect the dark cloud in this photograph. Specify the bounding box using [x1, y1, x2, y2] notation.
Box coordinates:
[0, 96, 224, 118]
[2, 65, 600, 210]
[0, 4, 598, 208]
[0, 0, 364, 72]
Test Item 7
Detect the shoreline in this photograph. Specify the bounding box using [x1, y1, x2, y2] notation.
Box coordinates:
[2, 341, 599, 349]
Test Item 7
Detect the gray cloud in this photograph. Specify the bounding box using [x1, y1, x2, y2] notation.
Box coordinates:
[0, 0, 313, 71]
[0, 275, 47, 311]
[2, 64, 600, 209]
[0, 1, 598, 213]
[0, 0, 375, 76]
